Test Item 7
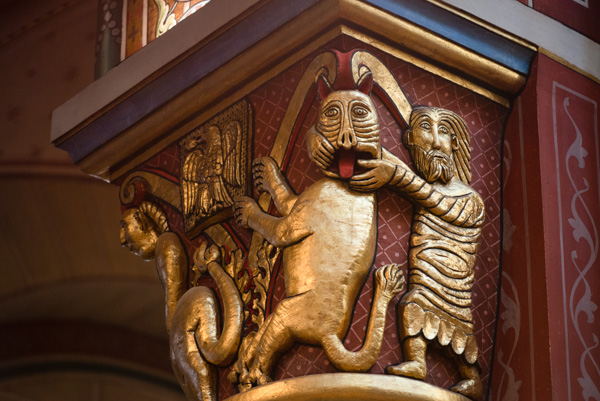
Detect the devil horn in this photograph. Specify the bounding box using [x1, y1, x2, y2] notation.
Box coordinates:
[357, 71, 373, 95]
[317, 74, 333, 100]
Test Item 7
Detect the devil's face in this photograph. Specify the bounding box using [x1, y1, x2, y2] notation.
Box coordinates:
[316, 89, 381, 179]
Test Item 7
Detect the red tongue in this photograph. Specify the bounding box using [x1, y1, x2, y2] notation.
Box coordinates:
[338, 149, 355, 179]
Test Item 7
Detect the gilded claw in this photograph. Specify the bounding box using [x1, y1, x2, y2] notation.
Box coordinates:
[375, 263, 405, 298]
[250, 156, 284, 198]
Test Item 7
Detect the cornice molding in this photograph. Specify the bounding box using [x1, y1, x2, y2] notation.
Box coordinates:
[52, 0, 535, 180]
[438, 0, 600, 82]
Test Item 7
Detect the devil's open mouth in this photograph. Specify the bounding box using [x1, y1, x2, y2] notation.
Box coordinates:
[328, 149, 374, 179]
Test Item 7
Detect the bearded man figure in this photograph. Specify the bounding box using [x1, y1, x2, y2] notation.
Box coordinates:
[324, 105, 484, 399]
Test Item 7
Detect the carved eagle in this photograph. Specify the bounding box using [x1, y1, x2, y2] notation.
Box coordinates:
[181, 122, 242, 220]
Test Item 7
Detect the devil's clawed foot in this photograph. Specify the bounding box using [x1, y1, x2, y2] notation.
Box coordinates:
[375, 263, 405, 298]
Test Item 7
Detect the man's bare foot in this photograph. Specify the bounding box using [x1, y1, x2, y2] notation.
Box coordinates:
[386, 361, 427, 380]
[451, 378, 482, 400]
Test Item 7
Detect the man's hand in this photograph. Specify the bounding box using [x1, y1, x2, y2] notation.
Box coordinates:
[306, 127, 335, 170]
[233, 196, 261, 228]
[349, 159, 398, 192]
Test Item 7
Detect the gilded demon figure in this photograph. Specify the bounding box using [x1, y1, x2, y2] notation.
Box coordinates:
[338, 106, 484, 399]
[231, 70, 405, 389]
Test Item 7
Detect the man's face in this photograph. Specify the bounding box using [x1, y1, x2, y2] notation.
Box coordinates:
[120, 209, 157, 261]
[410, 109, 455, 156]
[406, 108, 457, 184]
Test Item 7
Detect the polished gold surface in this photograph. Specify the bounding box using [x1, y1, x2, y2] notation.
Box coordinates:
[225, 51, 338, 336]
[343, 106, 484, 400]
[89, 0, 344, 182]
[115, 50, 495, 400]
[107, 23, 344, 183]
[170, 242, 243, 401]
[105, 21, 510, 182]
[120, 201, 169, 258]
[203, 224, 239, 257]
[268, 52, 337, 167]
[120, 202, 243, 401]
[341, 26, 511, 107]
[225, 373, 469, 401]
[119, 201, 185, 330]
[231, 67, 405, 390]
[180, 99, 250, 232]
[351, 50, 412, 125]
[202, 216, 280, 330]
[246, 237, 280, 328]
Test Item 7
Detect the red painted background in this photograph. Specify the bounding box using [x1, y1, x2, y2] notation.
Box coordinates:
[515, 0, 599, 43]
[492, 54, 600, 401]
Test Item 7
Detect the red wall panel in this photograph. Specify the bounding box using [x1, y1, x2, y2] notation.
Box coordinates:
[494, 53, 600, 401]
[533, 0, 600, 43]
[536, 54, 600, 401]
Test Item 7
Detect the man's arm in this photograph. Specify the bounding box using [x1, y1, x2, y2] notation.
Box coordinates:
[350, 158, 484, 228]
[390, 167, 484, 227]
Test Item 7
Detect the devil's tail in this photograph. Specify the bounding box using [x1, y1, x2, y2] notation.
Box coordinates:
[322, 263, 405, 372]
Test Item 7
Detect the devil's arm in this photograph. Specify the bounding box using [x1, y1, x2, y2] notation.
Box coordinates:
[389, 166, 485, 228]
[262, 172, 297, 216]
[240, 198, 313, 248]
[252, 157, 298, 216]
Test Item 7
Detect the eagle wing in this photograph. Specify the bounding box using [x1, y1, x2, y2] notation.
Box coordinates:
[181, 146, 204, 218]
[222, 121, 242, 188]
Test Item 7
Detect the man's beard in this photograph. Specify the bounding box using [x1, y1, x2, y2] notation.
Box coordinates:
[408, 145, 455, 184]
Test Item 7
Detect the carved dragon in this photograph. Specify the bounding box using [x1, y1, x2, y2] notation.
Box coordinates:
[119, 202, 243, 401]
